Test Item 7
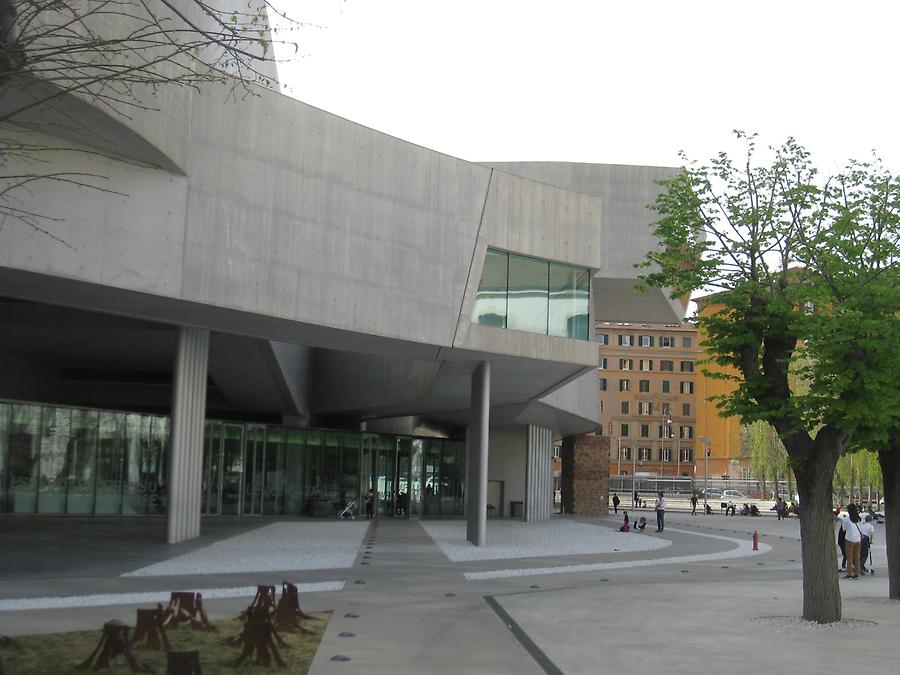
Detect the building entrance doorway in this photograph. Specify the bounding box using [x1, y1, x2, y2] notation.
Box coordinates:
[369, 436, 412, 517]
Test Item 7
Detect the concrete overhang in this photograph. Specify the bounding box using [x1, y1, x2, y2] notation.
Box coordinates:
[0, 75, 185, 174]
[592, 277, 684, 324]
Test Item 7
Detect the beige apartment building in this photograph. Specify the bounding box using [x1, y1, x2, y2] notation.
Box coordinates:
[596, 322, 699, 477]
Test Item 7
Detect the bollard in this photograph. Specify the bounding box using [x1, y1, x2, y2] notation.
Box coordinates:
[752, 530, 759, 551]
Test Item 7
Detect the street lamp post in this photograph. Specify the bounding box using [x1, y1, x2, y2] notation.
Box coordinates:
[700, 436, 711, 514]
[622, 437, 637, 506]
[617, 437, 622, 476]
[676, 436, 681, 481]
[664, 409, 672, 478]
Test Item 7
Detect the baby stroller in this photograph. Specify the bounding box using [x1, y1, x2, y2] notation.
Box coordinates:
[338, 500, 357, 519]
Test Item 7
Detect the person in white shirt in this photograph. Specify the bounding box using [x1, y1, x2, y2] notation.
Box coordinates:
[859, 514, 875, 574]
[841, 504, 863, 578]
[655, 492, 667, 532]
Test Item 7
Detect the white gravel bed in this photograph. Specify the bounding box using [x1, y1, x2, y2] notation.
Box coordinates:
[464, 527, 771, 580]
[421, 520, 670, 562]
[123, 522, 369, 577]
[750, 616, 877, 630]
[0, 581, 344, 612]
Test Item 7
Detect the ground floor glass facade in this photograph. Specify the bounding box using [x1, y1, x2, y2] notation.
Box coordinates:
[0, 401, 464, 518]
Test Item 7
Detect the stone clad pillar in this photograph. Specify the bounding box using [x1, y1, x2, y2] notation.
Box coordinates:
[167, 326, 210, 544]
[524, 425, 553, 522]
[560, 434, 609, 516]
[465, 361, 490, 546]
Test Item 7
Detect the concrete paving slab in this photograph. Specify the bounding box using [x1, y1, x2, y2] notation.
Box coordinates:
[1, 512, 894, 675]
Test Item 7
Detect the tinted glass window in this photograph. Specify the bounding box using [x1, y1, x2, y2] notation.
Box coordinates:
[472, 249, 508, 328]
[549, 262, 590, 339]
[507, 254, 549, 334]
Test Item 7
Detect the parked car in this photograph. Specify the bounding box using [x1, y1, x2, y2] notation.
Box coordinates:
[702, 488, 722, 499]
[722, 489, 746, 500]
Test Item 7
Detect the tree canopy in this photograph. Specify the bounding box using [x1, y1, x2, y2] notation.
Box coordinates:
[640, 132, 900, 622]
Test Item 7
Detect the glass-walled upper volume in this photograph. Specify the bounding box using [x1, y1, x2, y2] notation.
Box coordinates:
[472, 248, 590, 340]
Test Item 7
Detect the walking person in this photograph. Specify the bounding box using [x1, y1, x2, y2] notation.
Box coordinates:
[837, 516, 847, 572]
[633, 489, 639, 508]
[612, 492, 620, 514]
[655, 491, 667, 532]
[841, 503, 862, 578]
[859, 514, 875, 574]
[365, 488, 375, 520]
[690, 493, 698, 516]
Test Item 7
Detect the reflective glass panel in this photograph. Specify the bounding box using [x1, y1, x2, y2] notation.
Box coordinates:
[243, 426, 265, 515]
[66, 409, 98, 514]
[549, 262, 590, 339]
[283, 429, 305, 515]
[0, 404, 8, 512]
[409, 438, 423, 516]
[423, 439, 441, 515]
[37, 408, 70, 514]
[148, 417, 168, 514]
[220, 424, 243, 515]
[9, 404, 41, 513]
[122, 415, 151, 514]
[507, 254, 549, 334]
[264, 428, 285, 515]
[201, 422, 222, 515]
[94, 411, 126, 514]
[341, 434, 360, 510]
[472, 249, 508, 328]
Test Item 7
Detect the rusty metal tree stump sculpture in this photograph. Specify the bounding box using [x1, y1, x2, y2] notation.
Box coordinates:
[131, 605, 171, 651]
[161, 592, 214, 631]
[273, 582, 316, 634]
[236, 585, 276, 622]
[228, 605, 286, 669]
[165, 650, 203, 675]
[77, 620, 153, 672]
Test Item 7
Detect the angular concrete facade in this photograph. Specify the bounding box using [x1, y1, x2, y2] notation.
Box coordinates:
[0, 1, 681, 543]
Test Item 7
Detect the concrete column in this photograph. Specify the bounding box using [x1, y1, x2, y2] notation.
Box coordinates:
[465, 361, 490, 546]
[167, 326, 210, 544]
[525, 425, 553, 522]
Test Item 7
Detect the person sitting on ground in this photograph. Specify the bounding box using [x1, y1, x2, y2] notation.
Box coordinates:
[750, 504, 760, 517]
[705, 503, 713, 515]
[634, 516, 647, 531]
[619, 510, 630, 532]
[740, 503, 750, 516]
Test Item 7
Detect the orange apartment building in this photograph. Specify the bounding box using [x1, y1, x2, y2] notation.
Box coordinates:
[693, 296, 750, 480]
[596, 322, 699, 477]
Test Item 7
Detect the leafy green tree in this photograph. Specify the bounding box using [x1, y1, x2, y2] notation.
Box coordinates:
[641, 133, 900, 622]
[745, 420, 790, 498]
[877, 439, 900, 599]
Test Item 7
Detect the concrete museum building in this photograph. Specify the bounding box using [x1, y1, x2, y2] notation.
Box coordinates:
[0, 1, 684, 547]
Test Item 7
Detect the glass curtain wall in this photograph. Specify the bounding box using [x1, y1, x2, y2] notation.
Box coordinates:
[472, 248, 590, 340]
[0, 400, 464, 517]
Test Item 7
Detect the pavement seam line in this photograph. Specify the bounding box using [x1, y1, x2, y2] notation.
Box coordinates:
[484, 595, 565, 675]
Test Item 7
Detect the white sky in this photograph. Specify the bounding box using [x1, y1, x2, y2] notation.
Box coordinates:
[270, 0, 899, 172]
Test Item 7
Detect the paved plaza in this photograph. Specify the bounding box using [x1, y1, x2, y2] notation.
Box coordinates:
[1, 511, 897, 674]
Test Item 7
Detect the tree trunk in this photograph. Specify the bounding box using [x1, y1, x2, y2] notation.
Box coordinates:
[877, 448, 900, 600]
[794, 443, 842, 623]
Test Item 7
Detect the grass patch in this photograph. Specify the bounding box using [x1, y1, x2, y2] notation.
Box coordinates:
[0, 612, 330, 674]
